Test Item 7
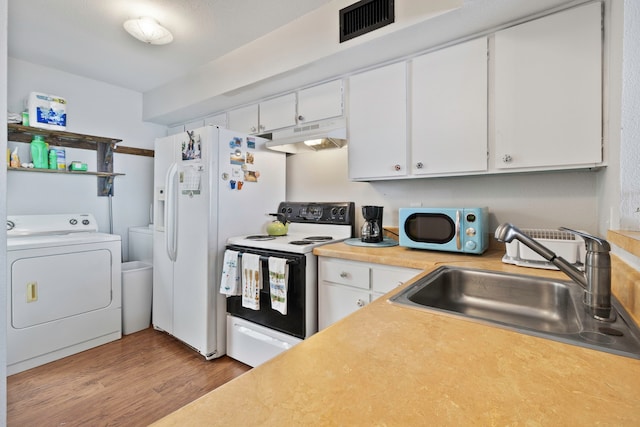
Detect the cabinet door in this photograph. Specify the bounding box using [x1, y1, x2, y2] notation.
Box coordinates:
[259, 93, 297, 132]
[493, 3, 602, 170]
[371, 265, 422, 295]
[297, 80, 343, 124]
[348, 62, 408, 180]
[184, 120, 204, 131]
[204, 113, 227, 128]
[411, 38, 488, 175]
[228, 104, 259, 134]
[318, 282, 370, 331]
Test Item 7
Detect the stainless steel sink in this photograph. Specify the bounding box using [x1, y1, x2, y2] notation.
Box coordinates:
[389, 266, 640, 359]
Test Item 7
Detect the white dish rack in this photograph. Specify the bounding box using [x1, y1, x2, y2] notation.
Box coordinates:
[502, 228, 585, 271]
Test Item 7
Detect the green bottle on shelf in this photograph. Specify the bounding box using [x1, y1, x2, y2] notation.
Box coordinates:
[49, 147, 58, 169]
[30, 135, 48, 169]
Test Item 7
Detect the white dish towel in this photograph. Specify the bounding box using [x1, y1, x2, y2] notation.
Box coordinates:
[268, 257, 288, 315]
[219, 250, 241, 296]
[241, 253, 261, 310]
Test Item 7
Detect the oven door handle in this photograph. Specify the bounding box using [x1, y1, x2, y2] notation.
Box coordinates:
[234, 324, 294, 350]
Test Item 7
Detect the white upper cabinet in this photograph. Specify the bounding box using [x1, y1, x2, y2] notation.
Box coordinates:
[297, 80, 343, 124]
[228, 94, 297, 134]
[204, 113, 227, 128]
[493, 3, 603, 171]
[259, 93, 297, 132]
[410, 37, 488, 176]
[228, 104, 259, 134]
[348, 62, 408, 180]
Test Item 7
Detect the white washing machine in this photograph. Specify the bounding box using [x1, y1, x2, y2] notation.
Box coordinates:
[6, 213, 122, 375]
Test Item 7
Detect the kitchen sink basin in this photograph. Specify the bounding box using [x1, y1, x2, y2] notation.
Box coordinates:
[389, 266, 640, 359]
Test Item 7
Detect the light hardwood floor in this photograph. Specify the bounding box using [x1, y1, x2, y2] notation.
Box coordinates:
[7, 327, 251, 426]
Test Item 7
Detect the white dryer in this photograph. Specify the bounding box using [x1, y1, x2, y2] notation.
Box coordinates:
[6, 213, 122, 375]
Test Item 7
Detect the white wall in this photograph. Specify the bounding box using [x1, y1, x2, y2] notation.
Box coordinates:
[6, 58, 166, 260]
[1, 0, 8, 421]
[619, 0, 640, 230]
[286, 148, 601, 235]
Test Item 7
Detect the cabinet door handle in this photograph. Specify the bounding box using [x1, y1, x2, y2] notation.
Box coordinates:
[502, 154, 513, 163]
[339, 272, 349, 279]
[394, 164, 401, 171]
[250, 126, 257, 133]
[298, 115, 305, 122]
[416, 162, 424, 169]
[356, 299, 365, 307]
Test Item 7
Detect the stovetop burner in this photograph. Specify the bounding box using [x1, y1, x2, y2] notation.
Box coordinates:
[303, 236, 333, 241]
[289, 240, 312, 245]
[246, 235, 276, 241]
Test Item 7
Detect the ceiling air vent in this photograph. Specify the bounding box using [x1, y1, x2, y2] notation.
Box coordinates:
[340, 0, 395, 43]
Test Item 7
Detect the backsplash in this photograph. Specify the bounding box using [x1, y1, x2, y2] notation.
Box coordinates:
[608, 230, 640, 325]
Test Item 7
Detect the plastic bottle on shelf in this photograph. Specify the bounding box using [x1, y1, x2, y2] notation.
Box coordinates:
[10, 147, 20, 167]
[30, 135, 48, 168]
[49, 147, 58, 169]
[56, 148, 66, 170]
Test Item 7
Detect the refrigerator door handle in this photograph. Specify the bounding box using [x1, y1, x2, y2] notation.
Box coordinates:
[165, 163, 179, 261]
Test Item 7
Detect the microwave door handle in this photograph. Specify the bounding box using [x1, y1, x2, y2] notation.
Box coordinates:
[455, 210, 462, 250]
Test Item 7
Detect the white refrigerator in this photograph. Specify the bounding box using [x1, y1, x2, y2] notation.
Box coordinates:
[152, 125, 285, 359]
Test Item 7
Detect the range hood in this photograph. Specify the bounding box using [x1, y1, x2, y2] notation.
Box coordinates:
[265, 117, 347, 153]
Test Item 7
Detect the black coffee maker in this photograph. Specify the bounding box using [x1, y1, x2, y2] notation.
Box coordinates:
[361, 205, 384, 243]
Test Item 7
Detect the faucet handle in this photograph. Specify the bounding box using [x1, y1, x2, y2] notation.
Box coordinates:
[559, 227, 611, 253]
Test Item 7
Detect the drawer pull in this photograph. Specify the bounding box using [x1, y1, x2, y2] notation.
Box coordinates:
[340, 272, 349, 279]
[356, 299, 365, 307]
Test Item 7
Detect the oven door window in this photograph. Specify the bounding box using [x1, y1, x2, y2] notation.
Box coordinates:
[225, 246, 307, 339]
[404, 213, 455, 244]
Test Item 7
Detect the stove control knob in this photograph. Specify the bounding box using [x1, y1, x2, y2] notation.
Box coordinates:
[339, 208, 346, 216]
[82, 219, 90, 225]
[69, 219, 78, 225]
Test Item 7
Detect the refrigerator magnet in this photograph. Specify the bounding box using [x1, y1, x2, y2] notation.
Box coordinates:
[244, 170, 259, 182]
[247, 137, 256, 149]
[230, 149, 244, 165]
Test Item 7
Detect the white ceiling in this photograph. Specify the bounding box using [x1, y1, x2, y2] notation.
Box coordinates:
[8, 0, 332, 93]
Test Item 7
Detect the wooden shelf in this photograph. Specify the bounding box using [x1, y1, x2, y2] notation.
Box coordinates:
[6, 123, 136, 196]
[8, 123, 121, 149]
[8, 123, 154, 157]
[7, 167, 124, 177]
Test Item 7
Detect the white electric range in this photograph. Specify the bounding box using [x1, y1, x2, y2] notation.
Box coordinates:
[225, 201, 355, 367]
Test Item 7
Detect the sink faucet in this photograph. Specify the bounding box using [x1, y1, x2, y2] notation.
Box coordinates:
[495, 223, 612, 320]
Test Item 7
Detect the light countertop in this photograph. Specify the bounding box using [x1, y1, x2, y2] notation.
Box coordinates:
[153, 237, 640, 426]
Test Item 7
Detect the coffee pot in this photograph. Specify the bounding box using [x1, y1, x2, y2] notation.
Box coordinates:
[361, 205, 383, 243]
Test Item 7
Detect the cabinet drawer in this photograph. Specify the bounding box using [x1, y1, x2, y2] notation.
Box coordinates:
[371, 266, 421, 294]
[319, 258, 370, 289]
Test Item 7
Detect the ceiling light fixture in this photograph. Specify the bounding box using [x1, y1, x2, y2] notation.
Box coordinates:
[123, 17, 173, 45]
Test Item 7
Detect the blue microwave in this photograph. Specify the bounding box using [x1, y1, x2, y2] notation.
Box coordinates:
[399, 207, 489, 254]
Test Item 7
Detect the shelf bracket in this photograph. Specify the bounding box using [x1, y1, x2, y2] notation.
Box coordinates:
[97, 142, 115, 196]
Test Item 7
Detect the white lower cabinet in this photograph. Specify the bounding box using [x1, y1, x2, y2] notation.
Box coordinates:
[318, 257, 422, 330]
